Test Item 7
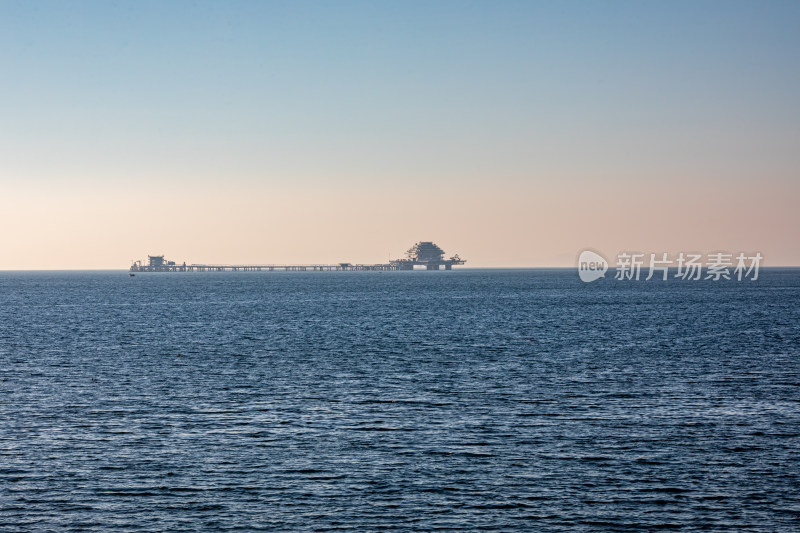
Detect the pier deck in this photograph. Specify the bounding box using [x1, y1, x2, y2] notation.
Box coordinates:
[131, 243, 465, 272]
[130, 263, 399, 273]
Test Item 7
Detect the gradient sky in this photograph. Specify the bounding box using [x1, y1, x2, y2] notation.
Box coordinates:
[2, 1, 798, 268]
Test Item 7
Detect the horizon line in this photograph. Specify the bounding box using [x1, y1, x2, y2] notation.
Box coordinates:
[3, 266, 800, 272]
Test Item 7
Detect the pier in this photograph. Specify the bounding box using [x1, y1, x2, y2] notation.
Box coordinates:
[130, 261, 401, 272]
[130, 242, 465, 273]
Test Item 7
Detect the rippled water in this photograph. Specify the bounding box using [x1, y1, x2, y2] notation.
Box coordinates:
[1, 269, 799, 531]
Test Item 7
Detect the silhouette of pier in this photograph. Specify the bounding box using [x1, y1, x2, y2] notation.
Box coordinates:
[130, 242, 465, 273]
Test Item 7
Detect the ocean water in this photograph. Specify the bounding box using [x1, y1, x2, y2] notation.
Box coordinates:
[1, 269, 799, 532]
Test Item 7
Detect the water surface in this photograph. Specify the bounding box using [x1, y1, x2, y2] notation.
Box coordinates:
[1, 269, 799, 531]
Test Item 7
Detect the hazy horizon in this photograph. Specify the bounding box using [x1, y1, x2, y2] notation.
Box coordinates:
[2, 1, 799, 269]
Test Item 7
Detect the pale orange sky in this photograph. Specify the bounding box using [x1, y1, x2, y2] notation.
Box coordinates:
[2, 176, 797, 269]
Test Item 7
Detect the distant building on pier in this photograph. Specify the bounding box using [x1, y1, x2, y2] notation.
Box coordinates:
[390, 241, 465, 270]
[147, 255, 176, 268]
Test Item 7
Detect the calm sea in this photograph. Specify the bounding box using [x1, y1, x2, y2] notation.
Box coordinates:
[1, 269, 799, 531]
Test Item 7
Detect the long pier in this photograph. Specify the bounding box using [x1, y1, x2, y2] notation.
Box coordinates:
[131, 243, 466, 273]
[130, 262, 400, 273]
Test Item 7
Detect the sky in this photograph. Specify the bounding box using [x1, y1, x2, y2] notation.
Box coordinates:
[1, 1, 798, 269]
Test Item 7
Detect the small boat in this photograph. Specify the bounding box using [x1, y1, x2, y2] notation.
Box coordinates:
[129, 272, 135, 277]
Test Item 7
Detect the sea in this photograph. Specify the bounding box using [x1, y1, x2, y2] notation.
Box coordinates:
[1, 269, 799, 532]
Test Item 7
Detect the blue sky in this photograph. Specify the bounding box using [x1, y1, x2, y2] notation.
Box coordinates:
[1, 1, 799, 267]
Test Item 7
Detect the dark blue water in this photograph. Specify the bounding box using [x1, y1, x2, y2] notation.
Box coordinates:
[1, 269, 799, 531]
